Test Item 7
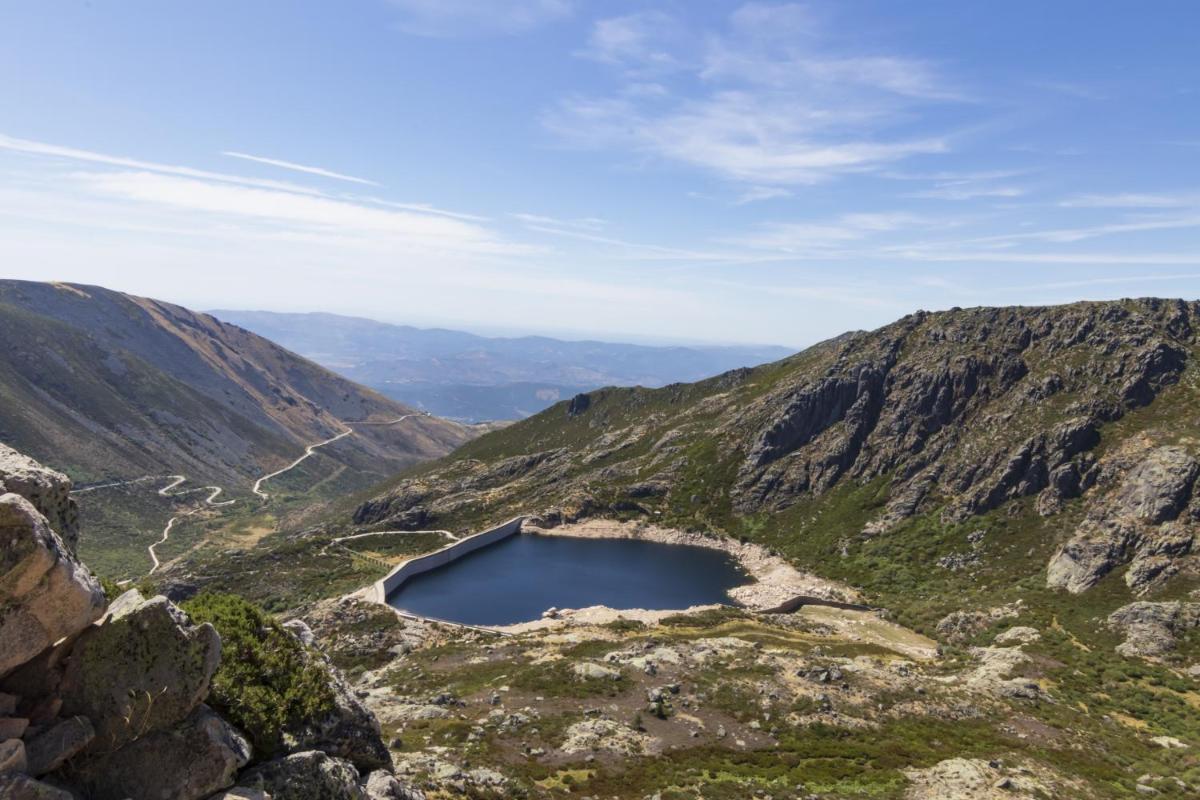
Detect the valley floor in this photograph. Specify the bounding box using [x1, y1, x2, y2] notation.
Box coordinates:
[277, 513, 1200, 800]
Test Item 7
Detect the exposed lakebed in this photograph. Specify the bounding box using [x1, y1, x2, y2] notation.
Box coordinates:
[385, 532, 749, 626]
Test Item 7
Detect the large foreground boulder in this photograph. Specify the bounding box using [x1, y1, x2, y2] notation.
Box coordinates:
[58, 590, 221, 751]
[0, 493, 105, 676]
[24, 715, 94, 775]
[0, 773, 75, 799]
[74, 705, 251, 800]
[0, 443, 80, 551]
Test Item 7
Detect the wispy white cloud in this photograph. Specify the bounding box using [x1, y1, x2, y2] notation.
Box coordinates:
[547, 3, 964, 186]
[387, 0, 572, 37]
[0, 133, 319, 194]
[952, 215, 1200, 245]
[885, 167, 1031, 201]
[1030, 80, 1108, 101]
[734, 186, 793, 205]
[908, 184, 1025, 200]
[0, 133, 518, 256]
[578, 11, 681, 72]
[511, 212, 606, 231]
[362, 197, 491, 222]
[222, 151, 378, 186]
[726, 211, 955, 253]
[1061, 192, 1200, 209]
[75, 170, 528, 256]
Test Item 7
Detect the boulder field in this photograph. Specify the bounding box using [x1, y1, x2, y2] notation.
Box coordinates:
[0, 447, 420, 799]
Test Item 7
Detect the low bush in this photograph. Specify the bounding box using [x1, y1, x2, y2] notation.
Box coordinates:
[183, 592, 336, 759]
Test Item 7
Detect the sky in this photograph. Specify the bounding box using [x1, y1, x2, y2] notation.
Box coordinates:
[1, 1, 1198, 348]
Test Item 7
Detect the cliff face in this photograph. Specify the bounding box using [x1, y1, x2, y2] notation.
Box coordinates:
[0, 280, 474, 487]
[354, 299, 1200, 598]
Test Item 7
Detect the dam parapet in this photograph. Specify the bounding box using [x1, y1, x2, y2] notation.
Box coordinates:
[371, 516, 525, 604]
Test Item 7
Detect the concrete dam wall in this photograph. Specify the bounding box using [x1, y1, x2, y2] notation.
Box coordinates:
[371, 516, 525, 604]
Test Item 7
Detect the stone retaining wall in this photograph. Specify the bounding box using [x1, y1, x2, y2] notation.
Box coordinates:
[371, 516, 525, 604]
[759, 595, 874, 614]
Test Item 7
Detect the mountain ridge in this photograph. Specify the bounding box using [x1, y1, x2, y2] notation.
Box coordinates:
[210, 308, 795, 421]
[0, 280, 474, 486]
[351, 297, 1200, 609]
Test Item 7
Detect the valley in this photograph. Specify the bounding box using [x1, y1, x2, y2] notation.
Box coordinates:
[5, 291, 1200, 798]
[4, 5, 1194, 798]
[212, 309, 794, 422]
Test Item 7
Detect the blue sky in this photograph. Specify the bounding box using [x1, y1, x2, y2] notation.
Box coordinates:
[1, 1, 1198, 347]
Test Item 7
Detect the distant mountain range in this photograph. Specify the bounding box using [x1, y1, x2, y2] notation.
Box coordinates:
[209, 310, 795, 421]
[0, 281, 474, 487]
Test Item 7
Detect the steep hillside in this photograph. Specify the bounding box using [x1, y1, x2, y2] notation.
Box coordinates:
[0, 281, 472, 485]
[212, 309, 793, 421]
[355, 299, 1200, 616]
[0, 280, 476, 576]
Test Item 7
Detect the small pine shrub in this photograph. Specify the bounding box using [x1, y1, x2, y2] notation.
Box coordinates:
[183, 592, 336, 758]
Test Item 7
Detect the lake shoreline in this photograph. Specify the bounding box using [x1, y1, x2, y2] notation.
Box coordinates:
[525, 518, 861, 611]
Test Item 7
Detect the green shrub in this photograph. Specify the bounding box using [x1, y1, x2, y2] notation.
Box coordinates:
[183, 592, 336, 758]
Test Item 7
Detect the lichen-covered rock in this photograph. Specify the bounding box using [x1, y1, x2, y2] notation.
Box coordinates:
[0, 493, 105, 676]
[58, 591, 220, 751]
[75, 705, 250, 800]
[1107, 601, 1200, 659]
[0, 773, 75, 800]
[0, 443, 79, 552]
[1048, 445, 1199, 594]
[0, 737, 28, 772]
[994, 626, 1041, 646]
[292, 650, 391, 773]
[364, 770, 425, 800]
[935, 605, 1020, 644]
[559, 718, 654, 756]
[903, 757, 1072, 799]
[24, 715, 93, 775]
[240, 750, 366, 800]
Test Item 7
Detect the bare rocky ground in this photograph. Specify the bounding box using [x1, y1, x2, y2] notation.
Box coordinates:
[294, 587, 1197, 799]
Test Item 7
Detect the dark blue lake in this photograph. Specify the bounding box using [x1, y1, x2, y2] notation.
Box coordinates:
[386, 533, 749, 626]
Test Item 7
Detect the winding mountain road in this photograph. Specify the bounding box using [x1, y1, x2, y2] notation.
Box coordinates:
[147, 475, 239, 573]
[251, 428, 353, 499]
[251, 414, 419, 499]
[157, 474, 237, 507]
[81, 414, 422, 573]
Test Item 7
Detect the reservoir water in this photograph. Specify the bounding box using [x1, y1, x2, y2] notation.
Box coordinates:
[385, 533, 749, 626]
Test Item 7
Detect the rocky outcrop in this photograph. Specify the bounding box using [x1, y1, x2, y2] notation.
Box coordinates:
[935, 605, 1021, 644]
[75, 705, 250, 800]
[0, 773, 76, 799]
[1107, 601, 1200, 659]
[59, 590, 222, 751]
[365, 770, 426, 800]
[1048, 445, 1199, 593]
[355, 300, 1200, 596]
[0, 445, 416, 800]
[283, 635, 391, 772]
[0, 493, 105, 676]
[23, 716, 94, 775]
[0, 444, 79, 552]
[241, 750, 366, 800]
